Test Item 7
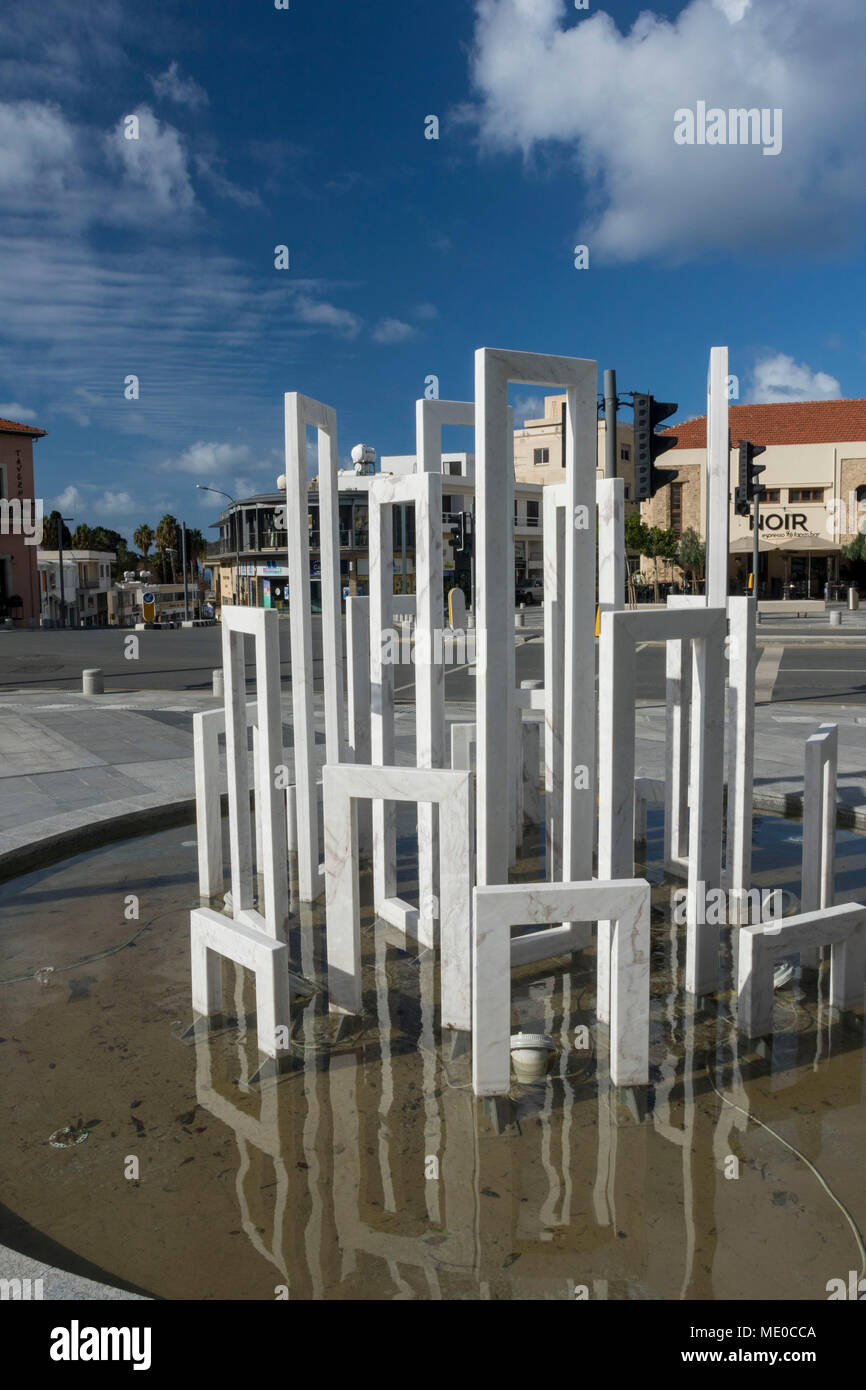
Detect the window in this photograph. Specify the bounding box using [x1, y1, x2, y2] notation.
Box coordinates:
[670, 482, 683, 536]
[620, 447, 630, 462]
[624, 485, 630, 500]
[526, 500, 539, 527]
[763, 489, 781, 503]
[788, 487, 824, 503]
[533, 447, 549, 466]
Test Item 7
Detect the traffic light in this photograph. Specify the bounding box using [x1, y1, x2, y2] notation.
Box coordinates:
[735, 440, 767, 516]
[454, 510, 472, 552]
[633, 394, 679, 500]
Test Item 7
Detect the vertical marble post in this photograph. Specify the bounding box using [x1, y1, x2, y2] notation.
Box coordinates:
[725, 597, 756, 921]
[284, 396, 318, 900]
[369, 495, 396, 906]
[597, 477, 624, 619]
[414, 473, 444, 948]
[597, 615, 636, 1019]
[801, 722, 838, 967]
[705, 347, 730, 611]
[543, 485, 566, 880]
[222, 618, 254, 917]
[686, 624, 726, 997]
[346, 595, 372, 856]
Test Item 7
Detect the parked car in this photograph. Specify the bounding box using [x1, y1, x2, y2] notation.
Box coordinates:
[514, 577, 544, 605]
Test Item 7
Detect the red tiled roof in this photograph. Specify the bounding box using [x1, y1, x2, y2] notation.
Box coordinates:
[0, 416, 46, 437]
[661, 399, 866, 449]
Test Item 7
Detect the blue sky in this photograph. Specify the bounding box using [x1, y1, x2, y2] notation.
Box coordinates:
[1, 0, 865, 539]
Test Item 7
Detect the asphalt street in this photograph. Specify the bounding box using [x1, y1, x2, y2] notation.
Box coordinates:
[2, 622, 866, 704]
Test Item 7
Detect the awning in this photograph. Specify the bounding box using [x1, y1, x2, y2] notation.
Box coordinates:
[729, 534, 840, 553]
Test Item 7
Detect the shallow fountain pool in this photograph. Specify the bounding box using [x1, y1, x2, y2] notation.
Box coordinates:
[0, 810, 864, 1300]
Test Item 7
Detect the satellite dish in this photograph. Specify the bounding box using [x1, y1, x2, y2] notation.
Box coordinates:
[276, 474, 287, 490]
[350, 444, 376, 474]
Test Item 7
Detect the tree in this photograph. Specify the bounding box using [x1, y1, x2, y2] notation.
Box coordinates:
[155, 514, 179, 583]
[42, 511, 72, 550]
[71, 522, 95, 550]
[134, 524, 154, 559]
[677, 527, 706, 592]
[643, 526, 678, 601]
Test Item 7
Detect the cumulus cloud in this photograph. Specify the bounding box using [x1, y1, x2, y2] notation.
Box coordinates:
[0, 401, 36, 420]
[105, 106, 196, 213]
[372, 317, 416, 344]
[747, 353, 841, 403]
[467, 0, 866, 261]
[99, 489, 134, 514]
[168, 441, 254, 476]
[294, 294, 362, 338]
[53, 485, 85, 512]
[150, 62, 208, 109]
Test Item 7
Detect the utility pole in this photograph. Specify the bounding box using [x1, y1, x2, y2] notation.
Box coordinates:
[603, 369, 617, 479]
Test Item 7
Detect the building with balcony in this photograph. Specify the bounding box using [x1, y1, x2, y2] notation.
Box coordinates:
[0, 414, 46, 627]
[38, 550, 115, 627]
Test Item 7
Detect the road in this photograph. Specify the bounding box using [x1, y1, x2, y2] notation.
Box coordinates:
[1, 624, 866, 704]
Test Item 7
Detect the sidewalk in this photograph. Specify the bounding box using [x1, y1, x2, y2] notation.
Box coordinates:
[1, 686, 865, 878]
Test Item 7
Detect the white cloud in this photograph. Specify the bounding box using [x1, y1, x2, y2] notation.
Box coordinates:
[512, 392, 545, 425]
[53, 485, 85, 512]
[747, 353, 841, 403]
[372, 317, 416, 344]
[468, 0, 866, 261]
[294, 294, 362, 338]
[168, 441, 254, 476]
[105, 106, 196, 214]
[0, 101, 78, 202]
[99, 489, 134, 515]
[0, 401, 36, 420]
[150, 62, 208, 109]
[415, 302, 439, 321]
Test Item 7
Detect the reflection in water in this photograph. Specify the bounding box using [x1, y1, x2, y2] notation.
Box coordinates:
[0, 812, 864, 1299]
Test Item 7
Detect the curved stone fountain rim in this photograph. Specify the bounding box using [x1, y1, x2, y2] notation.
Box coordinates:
[1, 786, 865, 889]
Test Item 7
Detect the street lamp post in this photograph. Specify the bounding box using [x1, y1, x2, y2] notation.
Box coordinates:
[57, 516, 74, 629]
[196, 485, 239, 606]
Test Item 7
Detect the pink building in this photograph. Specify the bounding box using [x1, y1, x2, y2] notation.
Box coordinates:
[0, 415, 46, 626]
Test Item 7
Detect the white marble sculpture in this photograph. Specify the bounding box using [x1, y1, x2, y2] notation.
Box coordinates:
[737, 902, 866, 1036]
[472, 879, 651, 1094]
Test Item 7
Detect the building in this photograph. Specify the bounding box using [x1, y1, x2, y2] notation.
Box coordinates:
[513, 394, 638, 510]
[205, 452, 546, 609]
[643, 399, 866, 598]
[0, 415, 46, 627]
[38, 550, 115, 627]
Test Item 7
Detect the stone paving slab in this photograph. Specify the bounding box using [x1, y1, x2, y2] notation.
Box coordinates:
[0, 689, 865, 880]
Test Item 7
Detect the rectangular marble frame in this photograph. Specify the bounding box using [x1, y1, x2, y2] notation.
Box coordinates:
[737, 902, 866, 1037]
[284, 392, 347, 901]
[221, 607, 288, 940]
[190, 906, 291, 1060]
[322, 762, 472, 1030]
[475, 349, 597, 891]
[598, 605, 726, 1006]
[368, 471, 444, 947]
[543, 483, 566, 880]
[472, 879, 651, 1095]
[193, 698, 257, 900]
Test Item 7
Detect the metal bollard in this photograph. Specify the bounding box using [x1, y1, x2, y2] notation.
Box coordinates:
[829, 610, 842, 627]
[82, 668, 104, 695]
[849, 587, 860, 612]
[212, 668, 224, 698]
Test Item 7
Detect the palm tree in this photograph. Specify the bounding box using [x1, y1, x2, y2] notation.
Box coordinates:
[154, 514, 178, 583]
[134, 524, 154, 560]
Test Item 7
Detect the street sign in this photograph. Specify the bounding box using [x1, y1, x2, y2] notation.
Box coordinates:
[142, 591, 155, 604]
[142, 590, 156, 623]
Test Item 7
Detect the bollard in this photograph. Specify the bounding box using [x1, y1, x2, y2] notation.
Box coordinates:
[829, 609, 842, 627]
[849, 586, 860, 612]
[515, 603, 526, 629]
[212, 668, 224, 698]
[82, 668, 104, 695]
